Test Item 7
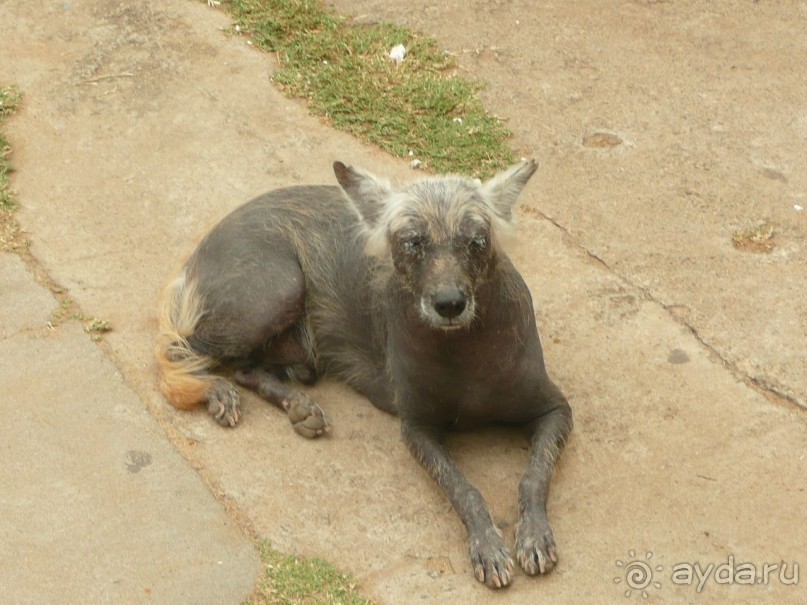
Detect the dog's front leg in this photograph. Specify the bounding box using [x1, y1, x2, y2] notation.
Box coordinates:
[515, 383, 573, 576]
[401, 421, 513, 588]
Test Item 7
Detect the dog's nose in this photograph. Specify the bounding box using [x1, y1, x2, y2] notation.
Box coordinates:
[433, 287, 466, 319]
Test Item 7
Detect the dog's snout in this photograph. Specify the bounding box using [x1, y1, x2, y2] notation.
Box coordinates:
[433, 287, 467, 319]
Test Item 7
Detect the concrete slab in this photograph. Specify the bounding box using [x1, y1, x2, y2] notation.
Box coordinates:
[0, 316, 258, 602]
[0, 252, 56, 338]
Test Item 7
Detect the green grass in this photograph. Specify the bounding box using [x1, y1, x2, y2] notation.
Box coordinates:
[244, 541, 373, 605]
[228, 0, 514, 177]
[0, 84, 22, 212]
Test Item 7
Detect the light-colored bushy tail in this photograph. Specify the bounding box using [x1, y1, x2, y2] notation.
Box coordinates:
[155, 271, 216, 409]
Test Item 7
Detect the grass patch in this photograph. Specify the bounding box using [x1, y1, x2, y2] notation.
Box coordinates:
[228, 0, 514, 177]
[244, 541, 373, 605]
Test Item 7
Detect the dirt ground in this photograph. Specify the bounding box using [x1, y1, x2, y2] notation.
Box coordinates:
[1, 0, 804, 603]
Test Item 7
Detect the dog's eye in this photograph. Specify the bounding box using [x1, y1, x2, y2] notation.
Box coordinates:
[402, 236, 425, 253]
[469, 235, 488, 250]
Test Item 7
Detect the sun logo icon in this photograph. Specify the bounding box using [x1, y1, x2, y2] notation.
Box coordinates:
[614, 550, 663, 598]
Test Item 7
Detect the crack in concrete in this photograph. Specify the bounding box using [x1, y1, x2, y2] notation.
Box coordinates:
[532, 209, 806, 413]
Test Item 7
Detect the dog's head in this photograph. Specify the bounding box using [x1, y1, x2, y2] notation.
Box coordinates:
[335, 160, 537, 330]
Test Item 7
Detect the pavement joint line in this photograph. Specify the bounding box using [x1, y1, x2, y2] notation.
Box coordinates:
[8, 240, 96, 330]
[531, 208, 806, 414]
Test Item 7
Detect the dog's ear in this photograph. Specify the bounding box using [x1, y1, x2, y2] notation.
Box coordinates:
[480, 159, 538, 222]
[334, 161, 396, 257]
[333, 161, 393, 228]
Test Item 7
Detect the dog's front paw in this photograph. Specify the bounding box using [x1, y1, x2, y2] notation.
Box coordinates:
[515, 515, 558, 575]
[284, 392, 330, 439]
[469, 528, 513, 588]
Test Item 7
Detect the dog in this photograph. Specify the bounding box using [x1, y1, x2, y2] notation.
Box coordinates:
[156, 160, 573, 587]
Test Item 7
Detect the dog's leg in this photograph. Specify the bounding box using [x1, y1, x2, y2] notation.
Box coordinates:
[234, 368, 329, 439]
[401, 422, 513, 588]
[515, 382, 573, 575]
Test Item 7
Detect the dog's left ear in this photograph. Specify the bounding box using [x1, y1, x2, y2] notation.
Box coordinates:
[333, 161, 393, 228]
[480, 159, 538, 222]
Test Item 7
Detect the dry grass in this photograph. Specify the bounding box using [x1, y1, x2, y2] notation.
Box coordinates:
[731, 223, 776, 253]
[0, 84, 24, 253]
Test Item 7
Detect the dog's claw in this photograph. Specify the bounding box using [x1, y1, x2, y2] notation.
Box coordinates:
[470, 529, 513, 589]
[515, 516, 558, 576]
[206, 380, 240, 427]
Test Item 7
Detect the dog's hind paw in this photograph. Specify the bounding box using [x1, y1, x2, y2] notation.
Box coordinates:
[284, 392, 330, 439]
[207, 379, 241, 427]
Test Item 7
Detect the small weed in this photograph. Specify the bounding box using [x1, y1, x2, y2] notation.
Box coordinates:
[228, 0, 514, 177]
[49, 298, 112, 341]
[731, 223, 776, 253]
[49, 299, 76, 325]
[84, 317, 112, 341]
[244, 541, 373, 605]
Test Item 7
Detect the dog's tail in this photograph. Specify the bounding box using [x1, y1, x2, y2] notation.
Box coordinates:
[155, 270, 216, 409]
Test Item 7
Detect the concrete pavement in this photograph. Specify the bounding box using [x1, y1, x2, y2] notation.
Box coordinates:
[0, 253, 258, 603]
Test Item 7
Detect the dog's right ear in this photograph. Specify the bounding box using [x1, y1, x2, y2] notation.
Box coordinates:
[333, 161, 392, 228]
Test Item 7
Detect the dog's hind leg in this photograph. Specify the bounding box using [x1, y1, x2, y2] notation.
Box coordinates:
[156, 272, 242, 427]
[514, 382, 573, 575]
[158, 238, 312, 428]
[234, 367, 329, 438]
